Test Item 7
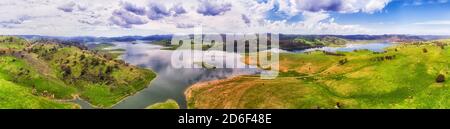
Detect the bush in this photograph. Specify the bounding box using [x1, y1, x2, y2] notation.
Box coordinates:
[436, 74, 445, 83]
[339, 58, 348, 65]
[423, 48, 428, 53]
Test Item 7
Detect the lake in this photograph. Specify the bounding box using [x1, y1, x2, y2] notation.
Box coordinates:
[82, 41, 261, 109]
[77, 41, 393, 109]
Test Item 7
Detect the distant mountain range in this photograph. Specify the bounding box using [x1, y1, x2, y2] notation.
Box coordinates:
[17, 35, 173, 43]
[14, 34, 450, 43]
[280, 34, 450, 42]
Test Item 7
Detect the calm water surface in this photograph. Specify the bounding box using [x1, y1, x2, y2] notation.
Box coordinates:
[82, 42, 260, 109]
[77, 42, 393, 109]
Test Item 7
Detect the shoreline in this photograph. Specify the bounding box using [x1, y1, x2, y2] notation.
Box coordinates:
[184, 75, 251, 109]
[68, 71, 158, 109]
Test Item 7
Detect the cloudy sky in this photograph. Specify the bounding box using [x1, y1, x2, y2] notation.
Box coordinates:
[1, 0, 450, 36]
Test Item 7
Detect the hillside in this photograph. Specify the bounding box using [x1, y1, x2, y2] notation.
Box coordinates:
[0, 36, 156, 108]
[0, 77, 78, 109]
[186, 40, 450, 109]
[279, 36, 348, 51]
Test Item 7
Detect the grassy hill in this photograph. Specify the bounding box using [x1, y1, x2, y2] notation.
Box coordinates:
[186, 40, 450, 109]
[0, 36, 156, 108]
[293, 36, 348, 46]
[0, 78, 78, 109]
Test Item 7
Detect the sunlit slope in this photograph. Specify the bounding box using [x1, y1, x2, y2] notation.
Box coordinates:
[187, 41, 450, 109]
[0, 78, 78, 109]
[0, 56, 78, 109]
[0, 36, 156, 108]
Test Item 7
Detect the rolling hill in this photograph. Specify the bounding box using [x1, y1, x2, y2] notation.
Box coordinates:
[0, 36, 156, 108]
[186, 40, 450, 109]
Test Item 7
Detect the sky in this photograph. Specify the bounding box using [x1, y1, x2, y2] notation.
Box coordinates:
[1, 0, 450, 37]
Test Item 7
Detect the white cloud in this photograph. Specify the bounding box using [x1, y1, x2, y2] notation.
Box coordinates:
[0, 0, 390, 36]
[360, 0, 392, 13]
[109, 9, 148, 28]
[196, 0, 232, 16]
[277, 0, 391, 15]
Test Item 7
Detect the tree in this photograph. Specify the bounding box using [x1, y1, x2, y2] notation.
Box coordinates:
[91, 59, 99, 66]
[61, 65, 72, 78]
[423, 48, 428, 53]
[436, 74, 445, 83]
[339, 58, 348, 65]
[105, 66, 113, 74]
[335, 102, 342, 109]
[80, 54, 86, 60]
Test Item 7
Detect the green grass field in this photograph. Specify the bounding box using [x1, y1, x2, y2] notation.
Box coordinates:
[0, 78, 78, 109]
[0, 56, 78, 109]
[186, 41, 450, 109]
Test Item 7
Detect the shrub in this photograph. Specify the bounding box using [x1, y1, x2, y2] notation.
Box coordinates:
[436, 74, 445, 83]
[423, 48, 428, 53]
[339, 58, 348, 65]
[80, 55, 85, 60]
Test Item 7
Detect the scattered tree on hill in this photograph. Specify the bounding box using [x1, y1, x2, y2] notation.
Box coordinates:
[61, 65, 72, 78]
[436, 74, 445, 83]
[335, 102, 342, 109]
[7, 37, 13, 42]
[435, 41, 446, 49]
[105, 66, 114, 74]
[372, 55, 396, 62]
[339, 58, 348, 65]
[80, 68, 87, 76]
[423, 48, 428, 53]
[79, 54, 86, 60]
[91, 59, 99, 66]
